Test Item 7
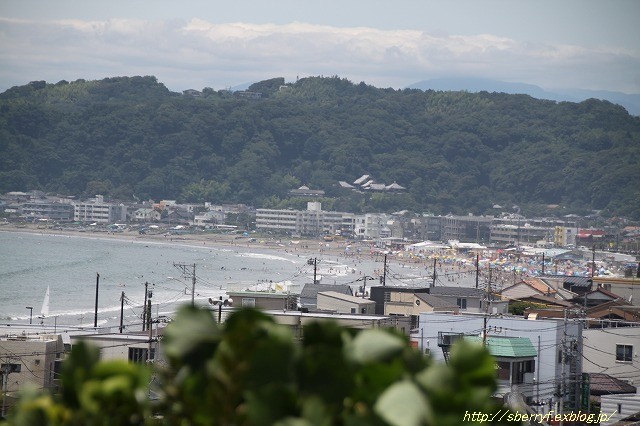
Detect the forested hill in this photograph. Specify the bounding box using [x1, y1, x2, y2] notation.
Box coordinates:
[1, 76, 639, 219]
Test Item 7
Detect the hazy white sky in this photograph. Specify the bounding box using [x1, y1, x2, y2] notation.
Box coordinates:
[1, 0, 639, 93]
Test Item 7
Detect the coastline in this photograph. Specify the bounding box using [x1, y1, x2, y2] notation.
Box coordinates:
[0, 223, 371, 264]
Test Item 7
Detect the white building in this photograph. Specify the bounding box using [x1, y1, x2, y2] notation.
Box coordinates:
[414, 312, 583, 415]
[1, 334, 65, 413]
[354, 213, 389, 240]
[317, 291, 376, 315]
[70, 331, 161, 364]
[134, 208, 161, 222]
[73, 195, 126, 223]
[256, 202, 354, 236]
[193, 210, 225, 227]
[582, 322, 640, 384]
[600, 391, 640, 425]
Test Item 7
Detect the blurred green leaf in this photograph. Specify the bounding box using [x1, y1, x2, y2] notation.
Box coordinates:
[374, 380, 433, 426]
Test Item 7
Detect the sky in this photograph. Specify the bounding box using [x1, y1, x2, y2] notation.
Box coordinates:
[1, 0, 639, 94]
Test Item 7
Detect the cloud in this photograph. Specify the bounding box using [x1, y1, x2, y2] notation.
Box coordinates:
[0, 17, 638, 93]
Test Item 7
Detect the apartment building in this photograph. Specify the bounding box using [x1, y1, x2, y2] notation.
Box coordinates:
[1, 334, 65, 413]
[21, 199, 75, 222]
[415, 312, 583, 415]
[256, 202, 355, 236]
[73, 195, 126, 224]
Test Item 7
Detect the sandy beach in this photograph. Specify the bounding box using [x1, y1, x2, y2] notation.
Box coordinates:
[1, 222, 570, 292]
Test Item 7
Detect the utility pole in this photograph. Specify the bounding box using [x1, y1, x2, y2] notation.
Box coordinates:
[307, 258, 319, 284]
[147, 292, 153, 364]
[591, 245, 596, 279]
[559, 308, 568, 425]
[382, 254, 387, 287]
[93, 272, 100, 328]
[362, 275, 367, 299]
[142, 282, 148, 331]
[431, 257, 437, 288]
[119, 291, 124, 333]
[146, 293, 152, 331]
[173, 263, 197, 306]
[482, 268, 492, 345]
[542, 253, 545, 276]
[312, 258, 317, 284]
[475, 254, 479, 289]
[191, 263, 196, 306]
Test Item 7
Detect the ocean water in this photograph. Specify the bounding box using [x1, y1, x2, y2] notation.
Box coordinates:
[0, 231, 393, 329]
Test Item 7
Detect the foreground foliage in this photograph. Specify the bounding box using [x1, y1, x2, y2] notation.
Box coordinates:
[7, 307, 518, 425]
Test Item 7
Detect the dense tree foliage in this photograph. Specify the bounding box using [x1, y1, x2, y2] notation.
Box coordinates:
[7, 307, 518, 425]
[1, 75, 639, 219]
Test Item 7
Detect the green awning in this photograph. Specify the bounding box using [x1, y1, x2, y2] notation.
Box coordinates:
[464, 336, 537, 358]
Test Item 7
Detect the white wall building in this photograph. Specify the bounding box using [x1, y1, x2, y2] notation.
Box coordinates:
[256, 202, 354, 236]
[70, 332, 161, 364]
[317, 291, 376, 315]
[1, 334, 65, 413]
[73, 195, 127, 223]
[414, 312, 583, 415]
[582, 323, 640, 385]
[353, 213, 389, 240]
[600, 391, 640, 425]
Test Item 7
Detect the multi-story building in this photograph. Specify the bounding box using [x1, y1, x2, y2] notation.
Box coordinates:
[353, 213, 389, 240]
[1, 334, 65, 413]
[73, 195, 126, 224]
[582, 321, 640, 384]
[414, 312, 583, 414]
[441, 214, 493, 243]
[554, 226, 578, 247]
[490, 216, 577, 246]
[21, 198, 75, 222]
[256, 202, 354, 237]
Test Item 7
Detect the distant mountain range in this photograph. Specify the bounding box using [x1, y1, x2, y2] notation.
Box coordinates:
[407, 77, 640, 116]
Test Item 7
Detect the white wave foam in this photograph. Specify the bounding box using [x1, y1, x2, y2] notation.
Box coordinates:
[237, 252, 299, 264]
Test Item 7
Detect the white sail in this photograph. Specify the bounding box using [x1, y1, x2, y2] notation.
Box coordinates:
[40, 285, 50, 317]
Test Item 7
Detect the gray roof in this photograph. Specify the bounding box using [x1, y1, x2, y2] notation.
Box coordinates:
[300, 284, 353, 306]
[318, 291, 375, 305]
[429, 286, 485, 298]
[563, 276, 593, 288]
[416, 293, 458, 308]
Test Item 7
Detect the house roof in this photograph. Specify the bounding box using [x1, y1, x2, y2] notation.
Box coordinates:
[586, 287, 624, 300]
[512, 294, 575, 308]
[318, 291, 375, 305]
[586, 300, 640, 322]
[353, 175, 370, 185]
[562, 276, 593, 288]
[522, 278, 556, 294]
[338, 181, 355, 189]
[300, 284, 352, 301]
[464, 336, 537, 358]
[415, 293, 458, 309]
[386, 181, 405, 190]
[368, 183, 387, 191]
[589, 373, 637, 396]
[430, 287, 484, 298]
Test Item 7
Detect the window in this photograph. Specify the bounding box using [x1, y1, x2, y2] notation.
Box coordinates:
[242, 298, 256, 308]
[350, 307, 356, 314]
[497, 361, 511, 381]
[512, 359, 535, 384]
[128, 347, 154, 363]
[457, 298, 467, 309]
[616, 344, 632, 362]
